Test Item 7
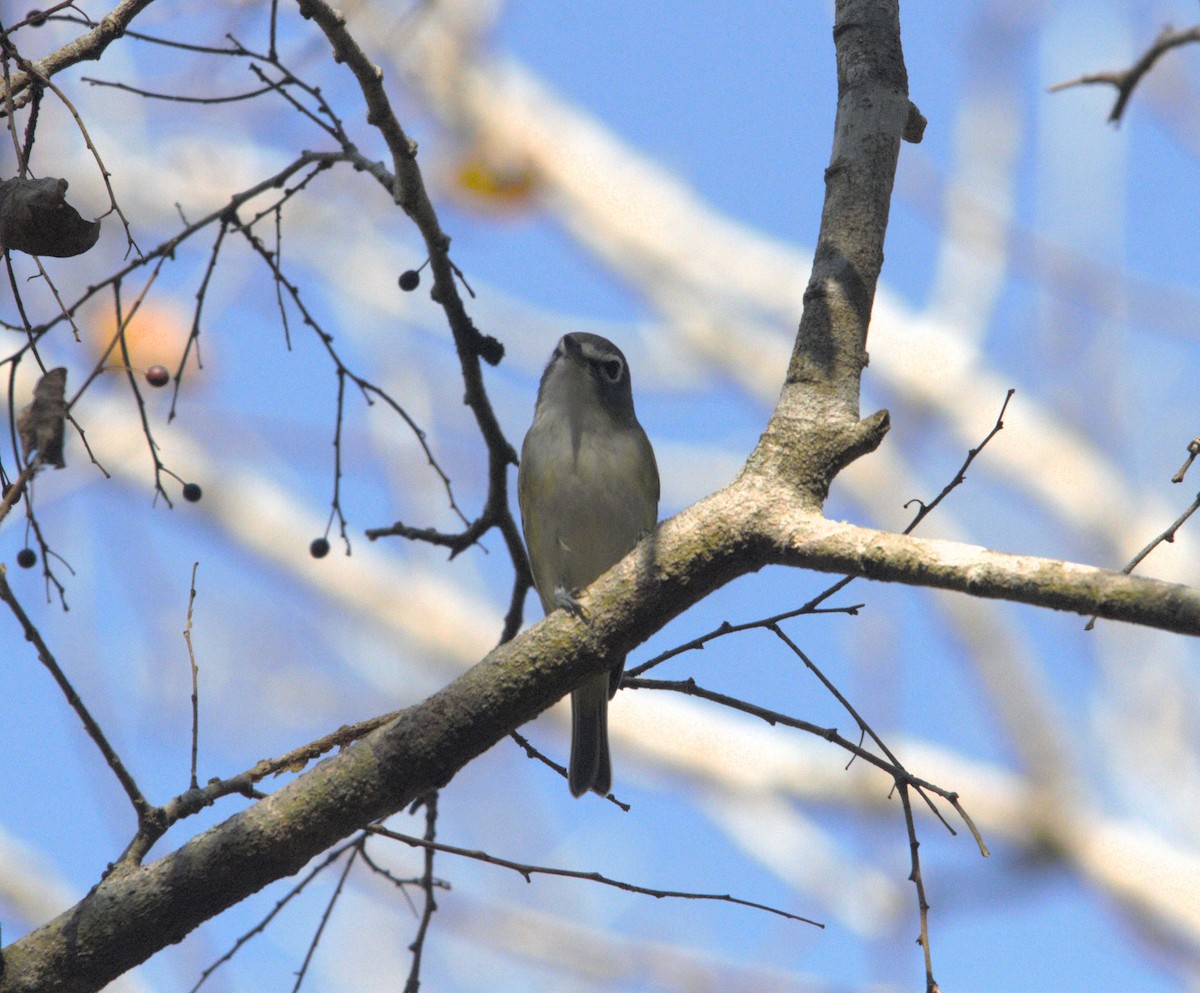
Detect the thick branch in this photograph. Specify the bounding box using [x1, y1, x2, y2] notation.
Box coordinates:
[786, 0, 909, 406]
[751, 0, 910, 497]
[4, 471, 1200, 990]
[767, 510, 1200, 636]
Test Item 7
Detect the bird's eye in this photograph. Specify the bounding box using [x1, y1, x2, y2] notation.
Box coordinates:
[599, 358, 623, 383]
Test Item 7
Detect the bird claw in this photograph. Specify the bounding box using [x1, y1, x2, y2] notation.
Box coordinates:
[554, 586, 589, 621]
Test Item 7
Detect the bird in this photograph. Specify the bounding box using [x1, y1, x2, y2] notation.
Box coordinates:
[518, 332, 659, 797]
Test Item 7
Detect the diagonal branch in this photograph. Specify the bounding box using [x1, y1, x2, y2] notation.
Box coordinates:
[0, 0, 160, 111]
[0, 568, 151, 823]
[5, 464, 1200, 988]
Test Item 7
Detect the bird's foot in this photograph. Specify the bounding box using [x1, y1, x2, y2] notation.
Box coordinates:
[554, 585, 589, 621]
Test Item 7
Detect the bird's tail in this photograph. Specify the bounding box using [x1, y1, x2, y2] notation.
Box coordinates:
[569, 672, 611, 797]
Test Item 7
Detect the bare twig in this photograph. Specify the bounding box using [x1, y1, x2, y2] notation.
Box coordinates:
[508, 729, 631, 810]
[0, 451, 41, 525]
[80, 76, 277, 104]
[110, 277, 176, 504]
[329, 369, 351, 554]
[625, 600, 862, 679]
[1172, 436, 1200, 484]
[190, 840, 360, 992]
[246, 710, 403, 781]
[291, 844, 358, 993]
[1049, 24, 1200, 123]
[228, 215, 467, 532]
[625, 673, 988, 859]
[902, 388, 1015, 532]
[367, 824, 821, 927]
[1085, 490, 1200, 630]
[0, 567, 150, 821]
[403, 792, 439, 993]
[897, 781, 938, 993]
[167, 219, 226, 420]
[770, 626, 957, 836]
[184, 562, 201, 791]
[0, 152, 347, 342]
[297, 0, 528, 647]
[633, 389, 1015, 677]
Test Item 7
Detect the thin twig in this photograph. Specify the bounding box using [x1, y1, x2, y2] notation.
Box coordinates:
[769, 626, 956, 836]
[298, 0, 527, 648]
[291, 844, 358, 993]
[625, 673, 984, 849]
[0, 152, 346, 344]
[0, 452, 41, 526]
[508, 729, 631, 810]
[183, 561, 200, 791]
[1085, 490, 1200, 630]
[626, 600, 862, 679]
[167, 219, 226, 420]
[81, 76, 276, 104]
[403, 791, 439, 993]
[366, 824, 821, 927]
[1172, 436, 1200, 484]
[897, 781, 938, 993]
[189, 840, 360, 992]
[1049, 24, 1200, 123]
[329, 368, 351, 554]
[0, 567, 150, 821]
[229, 216, 468, 530]
[111, 278, 176, 504]
[901, 388, 1015, 532]
[633, 389, 1015, 676]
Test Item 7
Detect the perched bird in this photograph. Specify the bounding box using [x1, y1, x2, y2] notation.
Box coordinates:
[519, 333, 659, 797]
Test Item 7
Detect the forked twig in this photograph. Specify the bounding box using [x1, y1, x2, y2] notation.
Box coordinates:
[1085, 490, 1200, 631]
[633, 388, 1015, 676]
[1049, 24, 1200, 124]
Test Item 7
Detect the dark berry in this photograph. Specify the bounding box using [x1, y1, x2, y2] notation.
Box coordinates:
[398, 269, 421, 292]
[310, 537, 330, 559]
[182, 482, 202, 503]
[16, 547, 37, 569]
[145, 365, 170, 388]
[27, 10, 47, 26]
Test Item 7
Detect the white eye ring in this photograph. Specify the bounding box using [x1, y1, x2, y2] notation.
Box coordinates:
[599, 358, 623, 383]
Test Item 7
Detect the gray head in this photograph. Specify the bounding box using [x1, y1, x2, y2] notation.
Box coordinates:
[535, 333, 640, 426]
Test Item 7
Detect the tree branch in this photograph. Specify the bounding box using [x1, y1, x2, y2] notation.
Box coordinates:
[1049, 23, 1200, 124]
[0, 0, 159, 112]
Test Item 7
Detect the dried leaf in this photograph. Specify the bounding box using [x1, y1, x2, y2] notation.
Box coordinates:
[0, 177, 101, 258]
[17, 367, 68, 469]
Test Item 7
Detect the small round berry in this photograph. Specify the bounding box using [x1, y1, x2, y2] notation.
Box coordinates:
[310, 537, 331, 559]
[182, 482, 203, 503]
[145, 365, 170, 388]
[27, 10, 47, 26]
[398, 269, 421, 292]
[16, 547, 37, 569]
